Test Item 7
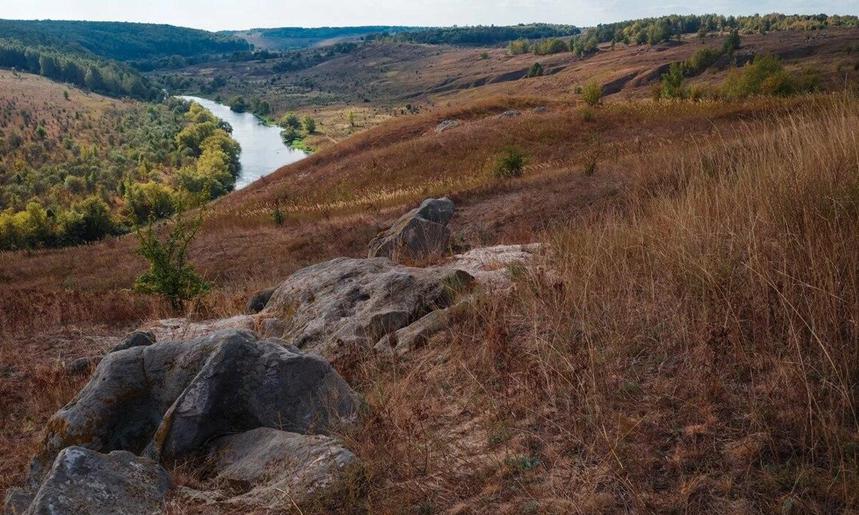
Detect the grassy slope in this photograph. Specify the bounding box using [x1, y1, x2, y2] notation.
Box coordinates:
[1, 28, 858, 512]
[154, 28, 859, 152]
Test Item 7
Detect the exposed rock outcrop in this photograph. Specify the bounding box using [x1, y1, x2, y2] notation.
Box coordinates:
[178, 427, 358, 510]
[7, 447, 170, 515]
[30, 330, 357, 487]
[368, 197, 455, 261]
[259, 256, 474, 359]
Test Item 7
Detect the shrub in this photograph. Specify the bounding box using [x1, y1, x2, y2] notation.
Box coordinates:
[303, 116, 316, 134]
[124, 181, 176, 224]
[721, 54, 818, 99]
[133, 211, 209, 310]
[60, 195, 117, 244]
[508, 38, 531, 55]
[493, 147, 526, 178]
[581, 81, 603, 106]
[685, 47, 721, 74]
[723, 29, 741, 55]
[527, 62, 544, 78]
[659, 62, 687, 99]
[279, 112, 301, 130]
[533, 38, 568, 55]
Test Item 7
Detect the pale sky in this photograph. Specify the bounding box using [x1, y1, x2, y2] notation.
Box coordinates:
[2, 0, 857, 31]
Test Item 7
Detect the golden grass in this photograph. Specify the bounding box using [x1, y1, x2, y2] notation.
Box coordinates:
[340, 97, 859, 513]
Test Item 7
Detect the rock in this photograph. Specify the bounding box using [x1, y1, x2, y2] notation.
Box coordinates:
[65, 356, 100, 376]
[203, 427, 358, 509]
[368, 197, 455, 261]
[412, 197, 455, 225]
[245, 287, 276, 314]
[33, 329, 357, 478]
[260, 257, 474, 358]
[532, 106, 548, 113]
[499, 110, 521, 117]
[141, 314, 256, 342]
[111, 330, 156, 353]
[374, 302, 462, 355]
[447, 243, 541, 289]
[18, 446, 170, 515]
[435, 119, 460, 133]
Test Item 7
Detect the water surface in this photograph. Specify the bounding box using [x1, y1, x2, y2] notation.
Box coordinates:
[180, 95, 306, 189]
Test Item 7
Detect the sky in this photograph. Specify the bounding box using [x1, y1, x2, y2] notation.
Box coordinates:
[2, 0, 858, 31]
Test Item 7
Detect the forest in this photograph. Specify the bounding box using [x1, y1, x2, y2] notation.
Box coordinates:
[0, 95, 240, 250]
[0, 20, 250, 64]
[368, 23, 580, 46]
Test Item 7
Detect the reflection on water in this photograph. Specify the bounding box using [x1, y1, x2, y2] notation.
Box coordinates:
[180, 96, 306, 189]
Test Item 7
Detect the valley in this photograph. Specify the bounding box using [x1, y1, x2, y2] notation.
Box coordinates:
[1, 13, 859, 514]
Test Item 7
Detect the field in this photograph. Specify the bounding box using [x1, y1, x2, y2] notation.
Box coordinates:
[2, 24, 859, 513]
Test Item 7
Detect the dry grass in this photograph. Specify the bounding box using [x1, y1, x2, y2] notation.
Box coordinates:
[338, 97, 859, 513]
[2, 95, 857, 512]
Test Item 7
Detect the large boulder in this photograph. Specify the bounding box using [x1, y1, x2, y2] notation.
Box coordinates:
[185, 427, 358, 510]
[9, 447, 170, 515]
[259, 257, 473, 359]
[31, 329, 357, 483]
[368, 197, 455, 261]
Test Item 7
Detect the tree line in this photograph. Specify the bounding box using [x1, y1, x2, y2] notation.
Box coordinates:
[0, 39, 160, 100]
[368, 24, 580, 46]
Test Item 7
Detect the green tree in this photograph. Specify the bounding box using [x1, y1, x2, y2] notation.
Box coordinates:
[660, 62, 687, 99]
[133, 211, 209, 310]
[723, 29, 741, 55]
[279, 113, 301, 130]
[527, 62, 544, 77]
[303, 116, 316, 134]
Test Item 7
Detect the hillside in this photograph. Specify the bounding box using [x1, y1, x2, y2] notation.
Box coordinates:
[0, 19, 250, 65]
[2, 15, 859, 514]
[0, 70, 242, 249]
[225, 26, 418, 50]
[153, 27, 859, 151]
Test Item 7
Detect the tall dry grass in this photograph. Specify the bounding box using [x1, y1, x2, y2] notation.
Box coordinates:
[346, 98, 859, 513]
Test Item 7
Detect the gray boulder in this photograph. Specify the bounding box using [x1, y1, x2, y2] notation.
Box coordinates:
[111, 330, 155, 353]
[194, 427, 358, 510]
[260, 257, 473, 359]
[32, 329, 357, 480]
[246, 287, 276, 314]
[16, 447, 170, 515]
[368, 197, 456, 261]
[374, 301, 469, 355]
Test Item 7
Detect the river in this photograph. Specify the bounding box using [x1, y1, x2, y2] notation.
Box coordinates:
[179, 96, 306, 189]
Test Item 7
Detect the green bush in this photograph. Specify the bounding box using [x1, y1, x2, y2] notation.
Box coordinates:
[303, 116, 317, 134]
[60, 195, 117, 244]
[493, 147, 526, 178]
[508, 38, 531, 55]
[722, 54, 818, 98]
[659, 62, 687, 99]
[581, 81, 603, 106]
[133, 211, 209, 310]
[527, 62, 544, 78]
[124, 181, 176, 224]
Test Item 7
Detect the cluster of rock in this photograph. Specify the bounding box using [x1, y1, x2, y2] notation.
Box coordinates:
[5, 198, 540, 514]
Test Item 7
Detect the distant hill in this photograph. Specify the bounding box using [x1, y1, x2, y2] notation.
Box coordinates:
[0, 19, 251, 63]
[224, 26, 419, 50]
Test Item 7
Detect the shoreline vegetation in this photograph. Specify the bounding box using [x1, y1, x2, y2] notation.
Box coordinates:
[0, 90, 241, 250]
